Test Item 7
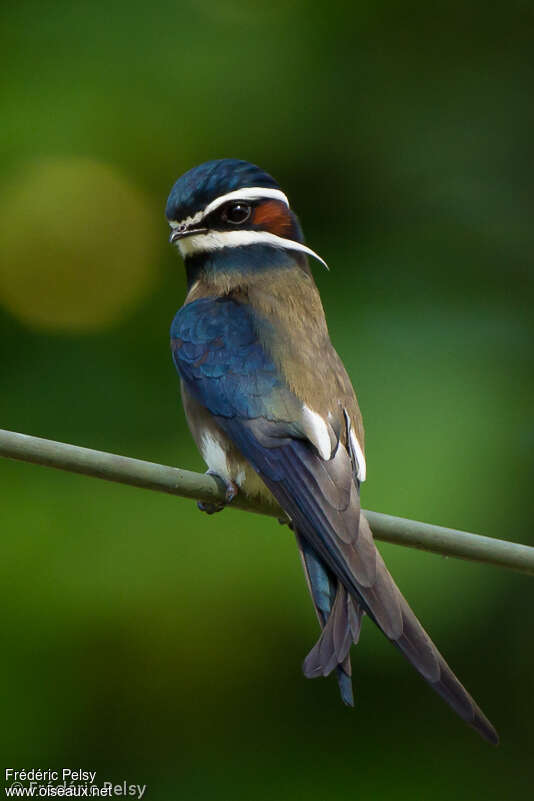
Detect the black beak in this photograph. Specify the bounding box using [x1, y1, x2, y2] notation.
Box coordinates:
[169, 227, 207, 244]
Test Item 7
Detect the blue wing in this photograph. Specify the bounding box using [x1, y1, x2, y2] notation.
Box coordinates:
[172, 296, 362, 702]
[171, 297, 283, 420]
[171, 296, 498, 743]
[172, 299, 392, 626]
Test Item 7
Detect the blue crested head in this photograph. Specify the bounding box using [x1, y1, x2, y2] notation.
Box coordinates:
[166, 159, 280, 222]
[165, 159, 328, 282]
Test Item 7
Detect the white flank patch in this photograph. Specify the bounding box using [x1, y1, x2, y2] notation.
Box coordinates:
[302, 405, 332, 460]
[349, 429, 367, 482]
[177, 229, 328, 269]
[200, 433, 230, 480]
[168, 187, 289, 230]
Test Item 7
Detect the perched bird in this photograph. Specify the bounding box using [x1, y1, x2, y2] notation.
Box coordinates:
[166, 158, 498, 744]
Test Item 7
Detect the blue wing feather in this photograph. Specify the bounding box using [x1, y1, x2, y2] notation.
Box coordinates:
[171, 297, 282, 420]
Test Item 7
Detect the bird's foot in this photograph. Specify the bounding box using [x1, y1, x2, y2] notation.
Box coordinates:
[197, 472, 239, 515]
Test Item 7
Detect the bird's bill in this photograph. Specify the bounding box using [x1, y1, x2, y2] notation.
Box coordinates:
[169, 227, 208, 244]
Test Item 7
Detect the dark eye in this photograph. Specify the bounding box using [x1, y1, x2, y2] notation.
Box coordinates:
[222, 202, 251, 225]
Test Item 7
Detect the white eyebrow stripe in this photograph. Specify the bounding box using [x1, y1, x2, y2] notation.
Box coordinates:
[202, 187, 289, 217]
[168, 187, 290, 231]
[176, 229, 328, 269]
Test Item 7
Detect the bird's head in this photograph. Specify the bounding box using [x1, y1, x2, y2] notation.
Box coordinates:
[166, 159, 327, 284]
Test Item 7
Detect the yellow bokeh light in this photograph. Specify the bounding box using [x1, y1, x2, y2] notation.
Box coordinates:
[0, 158, 161, 332]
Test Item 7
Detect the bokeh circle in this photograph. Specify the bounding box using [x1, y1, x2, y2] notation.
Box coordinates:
[0, 158, 161, 332]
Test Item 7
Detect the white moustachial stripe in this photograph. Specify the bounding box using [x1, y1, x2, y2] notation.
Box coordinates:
[177, 229, 328, 269]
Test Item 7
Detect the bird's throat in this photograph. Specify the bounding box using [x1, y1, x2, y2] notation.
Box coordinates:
[183, 243, 311, 292]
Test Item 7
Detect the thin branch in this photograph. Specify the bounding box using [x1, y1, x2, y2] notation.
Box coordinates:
[0, 427, 532, 576]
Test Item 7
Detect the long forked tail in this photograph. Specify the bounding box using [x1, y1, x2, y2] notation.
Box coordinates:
[296, 517, 498, 745]
[358, 514, 499, 745]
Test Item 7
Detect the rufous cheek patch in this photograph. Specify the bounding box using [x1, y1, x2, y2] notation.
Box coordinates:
[252, 200, 294, 237]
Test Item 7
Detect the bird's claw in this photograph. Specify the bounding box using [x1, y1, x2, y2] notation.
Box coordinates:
[197, 500, 225, 515]
[224, 480, 238, 504]
[197, 473, 239, 515]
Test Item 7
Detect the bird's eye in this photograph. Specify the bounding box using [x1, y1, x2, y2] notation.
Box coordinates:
[222, 202, 251, 225]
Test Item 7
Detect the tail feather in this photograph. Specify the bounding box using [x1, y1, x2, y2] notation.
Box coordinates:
[297, 531, 362, 705]
[393, 585, 498, 744]
[296, 516, 498, 745]
[361, 515, 499, 745]
[335, 659, 355, 707]
[302, 581, 362, 679]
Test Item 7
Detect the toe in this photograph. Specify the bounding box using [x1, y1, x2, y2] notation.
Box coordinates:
[197, 500, 224, 515]
[224, 480, 239, 504]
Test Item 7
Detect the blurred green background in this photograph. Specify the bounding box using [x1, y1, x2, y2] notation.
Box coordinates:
[1, 1, 533, 798]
